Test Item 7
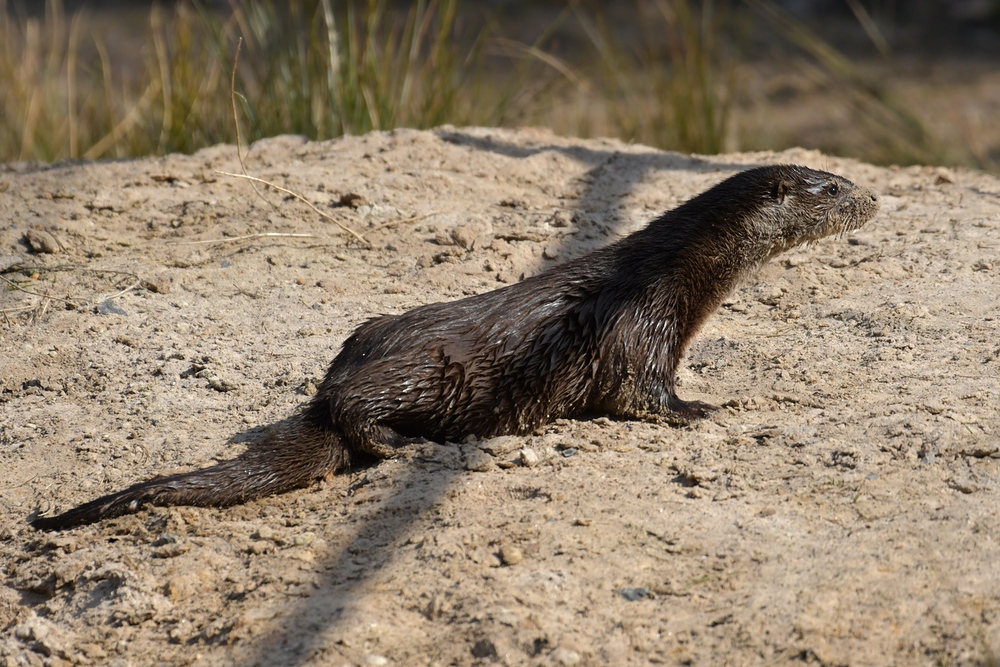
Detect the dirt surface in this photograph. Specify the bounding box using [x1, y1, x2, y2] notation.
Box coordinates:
[1, 127, 998, 666]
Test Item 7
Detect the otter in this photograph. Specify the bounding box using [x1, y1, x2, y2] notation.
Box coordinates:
[31, 164, 879, 531]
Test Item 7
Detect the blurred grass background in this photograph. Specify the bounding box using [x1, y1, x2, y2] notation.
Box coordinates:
[1, 0, 998, 170]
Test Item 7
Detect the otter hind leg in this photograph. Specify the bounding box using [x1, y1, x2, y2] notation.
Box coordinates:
[346, 420, 423, 459]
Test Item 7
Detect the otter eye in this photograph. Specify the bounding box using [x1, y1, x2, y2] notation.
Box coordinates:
[827, 183, 839, 196]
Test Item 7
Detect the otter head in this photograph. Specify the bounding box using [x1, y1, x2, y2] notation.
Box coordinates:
[762, 164, 880, 255]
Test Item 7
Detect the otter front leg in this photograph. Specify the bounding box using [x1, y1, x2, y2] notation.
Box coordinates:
[665, 395, 718, 424]
[604, 388, 717, 426]
[633, 398, 717, 426]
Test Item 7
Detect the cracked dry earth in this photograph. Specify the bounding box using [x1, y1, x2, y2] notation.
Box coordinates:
[0, 127, 999, 666]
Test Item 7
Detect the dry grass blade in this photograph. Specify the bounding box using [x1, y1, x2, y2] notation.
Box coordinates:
[0, 266, 146, 325]
[170, 232, 318, 246]
[843, 0, 890, 58]
[215, 170, 369, 247]
[492, 38, 586, 92]
[98, 278, 143, 305]
[371, 210, 445, 231]
[744, 0, 952, 166]
[0, 274, 84, 310]
[229, 37, 274, 209]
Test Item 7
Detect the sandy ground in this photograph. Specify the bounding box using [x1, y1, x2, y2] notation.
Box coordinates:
[1, 127, 998, 666]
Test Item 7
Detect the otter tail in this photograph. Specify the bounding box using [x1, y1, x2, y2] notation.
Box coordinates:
[31, 414, 349, 531]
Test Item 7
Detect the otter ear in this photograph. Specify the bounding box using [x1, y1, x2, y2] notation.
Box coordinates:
[773, 179, 793, 203]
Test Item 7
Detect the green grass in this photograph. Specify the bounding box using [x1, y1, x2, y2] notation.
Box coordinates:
[0, 0, 992, 170]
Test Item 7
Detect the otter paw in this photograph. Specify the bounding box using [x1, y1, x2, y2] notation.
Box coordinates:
[666, 399, 718, 424]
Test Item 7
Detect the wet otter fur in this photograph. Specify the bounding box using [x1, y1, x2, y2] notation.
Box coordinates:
[31, 164, 880, 530]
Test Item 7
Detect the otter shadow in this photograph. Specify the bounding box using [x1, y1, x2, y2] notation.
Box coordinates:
[246, 139, 764, 664]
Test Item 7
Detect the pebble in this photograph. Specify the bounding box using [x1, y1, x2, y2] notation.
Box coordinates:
[465, 450, 496, 472]
[423, 594, 450, 621]
[551, 647, 581, 666]
[292, 532, 315, 547]
[168, 618, 194, 644]
[471, 639, 498, 659]
[478, 435, 523, 456]
[206, 375, 238, 392]
[152, 542, 190, 559]
[141, 275, 171, 294]
[24, 229, 61, 254]
[366, 655, 389, 666]
[166, 575, 198, 601]
[548, 210, 571, 227]
[615, 587, 651, 601]
[520, 448, 539, 467]
[97, 299, 127, 316]
[249, 541, 270, 555]
[499, 544, 523, 566]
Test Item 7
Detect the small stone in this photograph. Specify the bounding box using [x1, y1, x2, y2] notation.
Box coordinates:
[169, 618, 194, 644]
[292, 532, 315, 547]
[471, 639, 498, 659]
[423, 594, 451, 621]
[615, 587, 651, 601]
[255, 525, 275, 540]
[478, 436, 522, 456]
[97, 299, 127, 316]
[141, 276, 171, 294]
[365, 655, 388, 666]
[465, 450, 495, 472]
[519, 448, 539, 467]
[552, 647, 581, 666]
[152, 542, 190, 559]
[166, 576, 194, 601]
[80, 643, 107, 660]
[451, 225, 477, 249]
[499, 544, 523, 566]
[450, 220, 493, 250]
[206, 375, 238, 392]
[24, 229, 61, 254]
[549, 210, 571, 227]
[337, 192, 369, 208]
